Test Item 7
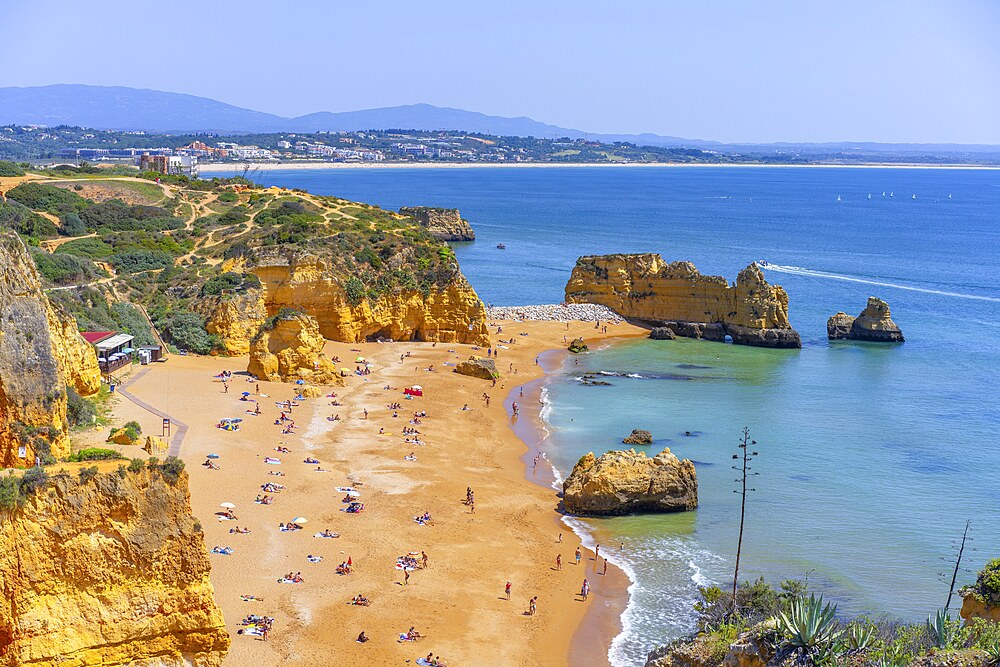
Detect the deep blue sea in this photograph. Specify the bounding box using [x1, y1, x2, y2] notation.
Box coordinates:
[214, 166, 1000, 666]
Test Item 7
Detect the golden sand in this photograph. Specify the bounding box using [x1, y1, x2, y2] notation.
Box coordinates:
[103, 319, 647, 666]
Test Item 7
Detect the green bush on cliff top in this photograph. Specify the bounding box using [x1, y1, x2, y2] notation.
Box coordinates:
[970, 558, 1000, 607]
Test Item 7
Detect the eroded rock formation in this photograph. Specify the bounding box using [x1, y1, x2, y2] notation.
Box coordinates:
[562, 447, 698, 516]
[565, 254, 800, 348]
[207, 250, 490, 354]
[247, 311, 341, 384]
[827, 297, 904, 342]
[623, 429, 653, 445]
[399, 207, 476, 242]
[0, 232, 101, 467]
[0, 467, 229, 666]
[568, 338, 588, 353]
[455, 356, 498, 380]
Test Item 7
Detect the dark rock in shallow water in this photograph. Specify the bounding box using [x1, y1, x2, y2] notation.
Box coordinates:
[649, 327, 676, 340]
[568, 338, 588, 353]
[828, 297, 904, 342]
[623, 429, 653, 445]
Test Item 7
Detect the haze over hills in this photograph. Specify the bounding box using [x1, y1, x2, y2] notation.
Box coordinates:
[1, 84, 998, 154]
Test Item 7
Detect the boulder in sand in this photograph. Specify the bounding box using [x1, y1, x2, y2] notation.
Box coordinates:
[649, 327, 677, 340]
[455, 356, 498, 380]
[562, 447, 697, 516]
[142, 435, 168, 455]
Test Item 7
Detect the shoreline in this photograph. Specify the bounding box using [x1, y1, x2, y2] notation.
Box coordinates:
[198, 161, 1000, 173]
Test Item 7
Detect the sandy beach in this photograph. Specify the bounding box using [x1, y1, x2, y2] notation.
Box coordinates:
[197, 161, 1000, 173]
[92, 318, 648, 666]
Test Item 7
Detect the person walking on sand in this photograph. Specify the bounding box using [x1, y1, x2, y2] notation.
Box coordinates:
[404, 569, 410, 586]
[581, 578, 590, 601]
[557, 532, 562, 543]
[256, 383, 260, 394]
[556, 554, 562, 570]
[603, 558, 608, 576]
[575, 547, 581, 565]
[363, 408, 368, 420]
[223, 381, 229, 393]
[529, 596, 537, 616]
[595, 544, 600, 560]
[505, 581, 511, 600]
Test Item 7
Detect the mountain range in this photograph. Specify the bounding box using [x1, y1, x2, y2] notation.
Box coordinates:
[2, 84, 998, 153]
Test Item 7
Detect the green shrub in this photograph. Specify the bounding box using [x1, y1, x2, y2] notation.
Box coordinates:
[109, 249, 174, 274]
[0, 475, 23, 509]
[54, 236, 113, 258]
[6, 182, 87, 215]
[128, 458, 145, 473]
[0, 160, 25, 177]
[66, 387, 97, 427]
[67, 448, 124, 462]
[31, 250, 101, 286]
[78, 466, 99, 483]
[155, 456, 185, 483]
[158, 311, 216, 354]
[969, 559, 1000, 607]
[0, 199, 58, 238]
[200, 271, 260, 296]
[345, 276, 365, 306]
[20, 466, 48, 494]
[217, 190, 238, 203]
[60, 212, 86, 236]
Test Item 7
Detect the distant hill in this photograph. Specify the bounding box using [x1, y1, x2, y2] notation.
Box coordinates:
[0, 84, 695, 145]
[2, 85, 998, 154]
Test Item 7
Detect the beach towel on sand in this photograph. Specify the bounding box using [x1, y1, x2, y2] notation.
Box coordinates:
[416, 659, 433, 666]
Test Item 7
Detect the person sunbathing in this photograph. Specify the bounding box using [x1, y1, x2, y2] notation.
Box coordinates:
[319, 528, 339, 538]
[351, 594, 370, 606]
[406, 627, 423, 640]
[275, 446, 291, 453]
[357, 630, 369, 643]
[304, 457, 320, 464]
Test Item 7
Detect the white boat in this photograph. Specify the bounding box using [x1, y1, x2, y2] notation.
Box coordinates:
[890, 192, 894, 197]
[912, 194, 916, 200]
[836, 195, 842, 202]
[756, 259, 769, 268]
[868, 193, 872, 200]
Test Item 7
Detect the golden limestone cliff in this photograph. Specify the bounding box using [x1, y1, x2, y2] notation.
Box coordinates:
[206, 250, 490, 356]
[247, 311, 341, 384]
[0, 232, 100, 467]
[566, 254, 801, 348]
[0, 467, 229, 666]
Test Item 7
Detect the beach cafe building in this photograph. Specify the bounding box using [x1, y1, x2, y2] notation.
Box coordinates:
[81, 331, 135, 375]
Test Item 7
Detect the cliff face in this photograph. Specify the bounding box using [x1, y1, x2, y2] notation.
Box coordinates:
[0, 467, 229, 666]
[0, 232, 100, 467]
[221, 249, 490, 349]
[562, 447, 698, 516]
[566, 254, 800, 348]
[828, 297, 904, 342]
[201, 288, 269, 356]
[399, 207, 476, 242]
[247, 311, 341, 384]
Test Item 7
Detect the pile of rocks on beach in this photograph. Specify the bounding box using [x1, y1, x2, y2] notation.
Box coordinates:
[485, 303, 622, 323]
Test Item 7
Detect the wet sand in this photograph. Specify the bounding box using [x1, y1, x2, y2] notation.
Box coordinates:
[103, 319, 647, 666]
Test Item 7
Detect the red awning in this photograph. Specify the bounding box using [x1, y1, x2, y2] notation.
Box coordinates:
[81, 331, 115, 344]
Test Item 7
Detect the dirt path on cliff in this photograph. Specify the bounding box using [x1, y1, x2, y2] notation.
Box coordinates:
[114, 320, 645, 667]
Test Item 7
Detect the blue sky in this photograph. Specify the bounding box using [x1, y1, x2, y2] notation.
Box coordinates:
[2, 0, 999, 143]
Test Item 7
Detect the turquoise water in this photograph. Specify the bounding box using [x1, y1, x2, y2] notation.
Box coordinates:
[216, 166, 1000, 665]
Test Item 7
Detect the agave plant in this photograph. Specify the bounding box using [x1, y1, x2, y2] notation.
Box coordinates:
[777, 594, 842, 651]
[846, 622, 876, 652]
[984, 639, 1000, 667]
[926, 608, 956, 649]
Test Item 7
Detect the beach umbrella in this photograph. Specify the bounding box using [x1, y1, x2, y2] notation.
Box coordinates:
[220, 502, 236, 509]
[291, 517, 308, 524]
[207, 453, 220, 459]
[355, 356, 365, 363]
[242, 391, 251, 396]
[296, 379, 305, 385]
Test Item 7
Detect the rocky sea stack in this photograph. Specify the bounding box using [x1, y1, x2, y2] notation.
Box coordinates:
[562, 447, 697, 516]
[566, 254, 801, 348]
[827, 297, 904, 342]
[623, 429, 653, 445]
[399, 206, 476, 242]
